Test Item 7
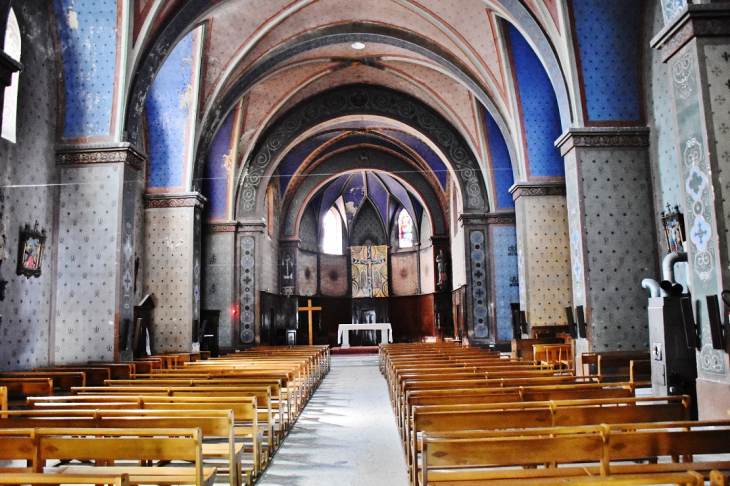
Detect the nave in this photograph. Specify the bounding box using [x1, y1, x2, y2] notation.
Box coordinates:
[257, 355, 409, 486]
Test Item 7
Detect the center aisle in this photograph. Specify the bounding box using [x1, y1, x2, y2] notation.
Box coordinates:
[256, 355, 409, 486]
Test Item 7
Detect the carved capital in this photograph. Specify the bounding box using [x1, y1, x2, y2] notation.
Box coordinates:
[56, 143, 146, 171]
[237, 219, 267, 234]
[651, 5, 730, 62]
[145, 192, 206, 209]
[458, 212, 490, 227]
[509, 182, 566, 201]
[556, 127, 650, 156]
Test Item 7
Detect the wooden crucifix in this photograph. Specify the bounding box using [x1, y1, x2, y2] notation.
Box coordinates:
[298, 299, 322, 346]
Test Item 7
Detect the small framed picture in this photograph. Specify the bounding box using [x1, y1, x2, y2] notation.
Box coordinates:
[17, 222, 45, 278]
[661, 205, 685, 253]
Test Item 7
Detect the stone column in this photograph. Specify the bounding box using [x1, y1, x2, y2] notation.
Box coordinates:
[144, 193, 204, 353]
[651, 5, 730, 419]
[459, 213, 492, 344]
[236, 220, 266, 347]
[556, 129, 657, 357]
[54, 145, 145, 362]
[484, 212, 519, 342]
[510, 182, 572, 332]
[202, 222, 238, 349]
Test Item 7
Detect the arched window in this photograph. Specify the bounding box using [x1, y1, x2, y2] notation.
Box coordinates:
[2, 8, 20, 143]
[322, 207, 343, 255]
[398, 208, 413, 248]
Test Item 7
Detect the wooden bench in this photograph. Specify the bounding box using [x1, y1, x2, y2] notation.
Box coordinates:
[26, 395, 265, 478]
[1, 386, 7, 417]
[419, 420, 730, 486]
[0, 377, 53, 401]
[0, 427, 217, 486]
[0, 371, 86, 390]
[533, 343, 573, 369]
[0, 409, 249, 486]
[409, 395, 690, 481]
[33, 367, 111, 386]
[71, 385, 280, 455]
[0, 472, 131, 486]
[580, 350, 650, 380]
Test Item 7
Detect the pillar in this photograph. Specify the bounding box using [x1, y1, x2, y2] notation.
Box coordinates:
[510, 182, 572, 331]
[144, 192, 204, 353]
[53, 144, 145, 362]
[236, 219, 266, 347]
[459, 213, 491, 344]
[202, 221, 238, 349]
[556, 128, 657, 356]
[651, 5, 730, 418]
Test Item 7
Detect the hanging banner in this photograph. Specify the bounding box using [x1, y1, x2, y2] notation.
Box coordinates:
[351, 245, 389, 298]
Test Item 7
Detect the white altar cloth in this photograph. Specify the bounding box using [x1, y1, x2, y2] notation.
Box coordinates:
[337, 323, 393, 349]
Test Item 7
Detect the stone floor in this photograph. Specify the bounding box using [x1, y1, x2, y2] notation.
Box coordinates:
[255, 355, 410, 486]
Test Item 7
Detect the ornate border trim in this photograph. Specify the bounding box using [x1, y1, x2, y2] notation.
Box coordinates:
[509, 182, 566, 201]
[556, 128, 650, 156]
[651, 5, 730, 61]
[459, 212, 516, 226]
[145, 192, 206, 209]
[56, 144, 146, 171]
[204, 222, 239, 233]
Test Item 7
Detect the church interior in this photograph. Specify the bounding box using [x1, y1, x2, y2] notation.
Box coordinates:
[1, 1, 730, 481]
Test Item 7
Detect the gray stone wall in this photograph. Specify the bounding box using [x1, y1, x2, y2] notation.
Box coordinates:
[0, 1, 58, 369]
[202, 230, 235, 348]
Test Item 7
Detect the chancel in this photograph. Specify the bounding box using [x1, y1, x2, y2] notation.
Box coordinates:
[1, 1, 730, 485]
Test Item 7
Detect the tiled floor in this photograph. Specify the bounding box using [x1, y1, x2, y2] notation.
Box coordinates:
[255, 355, 409, 486]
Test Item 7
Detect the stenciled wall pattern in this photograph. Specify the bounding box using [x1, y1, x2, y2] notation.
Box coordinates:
[145, 207, 194, 351]
[0, 1, 58, 370]
[392, 252, 419, 296]
[320, 254, 348, 297]
[491, 225, 519, 341]
[202, 230, 235, 348]
[55, 165, 122, 363]
[297, 251, 318, 296]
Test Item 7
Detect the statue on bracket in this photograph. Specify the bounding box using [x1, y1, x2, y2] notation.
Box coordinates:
[17, 221, 45, 278]
[436, 249, 450, 291]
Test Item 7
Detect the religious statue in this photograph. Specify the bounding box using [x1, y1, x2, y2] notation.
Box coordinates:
[436, 249, 449, 290]
[281, 251, 294, 284]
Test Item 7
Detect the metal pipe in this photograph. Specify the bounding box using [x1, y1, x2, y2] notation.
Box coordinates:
[642, 278, 662, 298]
[662, 252, 688, 284]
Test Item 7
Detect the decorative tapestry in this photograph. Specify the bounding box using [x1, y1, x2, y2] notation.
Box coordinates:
[351, 245, 388, 298]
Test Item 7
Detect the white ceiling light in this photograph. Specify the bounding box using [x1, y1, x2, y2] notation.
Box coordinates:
[351, 42, 365, 50]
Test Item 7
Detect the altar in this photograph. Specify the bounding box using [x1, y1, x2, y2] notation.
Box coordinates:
[337, 323, 393, 349]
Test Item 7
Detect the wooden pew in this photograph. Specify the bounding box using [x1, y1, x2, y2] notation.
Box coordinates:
[0, 371, 86, 390]
[712, 470, 730, 486]
[70, 385, 280, 454]
[580, 350, 650, 380]
[0, 472, 130, 486]
[409, 395, 690, 481]
[0, 427, 217, 486]
[0, 377, 53, 400]
[1, 385, 7, 417]
[457, 472, 705, 485]
[532, 343, 573, 369]
[419, 421, 730, 486]
[0, 409, 248, 486]
[33, 366, 111, 386]
[26, 395, 265, 478]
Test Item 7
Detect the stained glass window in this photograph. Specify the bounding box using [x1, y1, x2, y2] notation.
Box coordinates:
[2, 8, 20, 143]
[322, 207, 343, 255]
[398, 208, 413, 248]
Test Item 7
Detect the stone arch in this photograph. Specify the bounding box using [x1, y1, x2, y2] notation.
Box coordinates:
[236, 85, 488, 221]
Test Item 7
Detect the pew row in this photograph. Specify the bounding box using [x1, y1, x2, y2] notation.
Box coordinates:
[0, 427, 217, 486]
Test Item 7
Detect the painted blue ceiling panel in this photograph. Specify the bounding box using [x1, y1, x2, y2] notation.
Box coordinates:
[146, 30, 195, 189]
[381, 130, 449, 189]
[573, 0, 643, 121]
[379, 173, 415, 223]
[54, 0, 117, 138]
[202, 109, 235, 220]
[319, 175, 350, 223]
[484, 108, 515, 209]
[507, 23, 564, 179]
[279, 132, 342, 197]
[367, 172, 390, 226]
[343, 172, 365, 226]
